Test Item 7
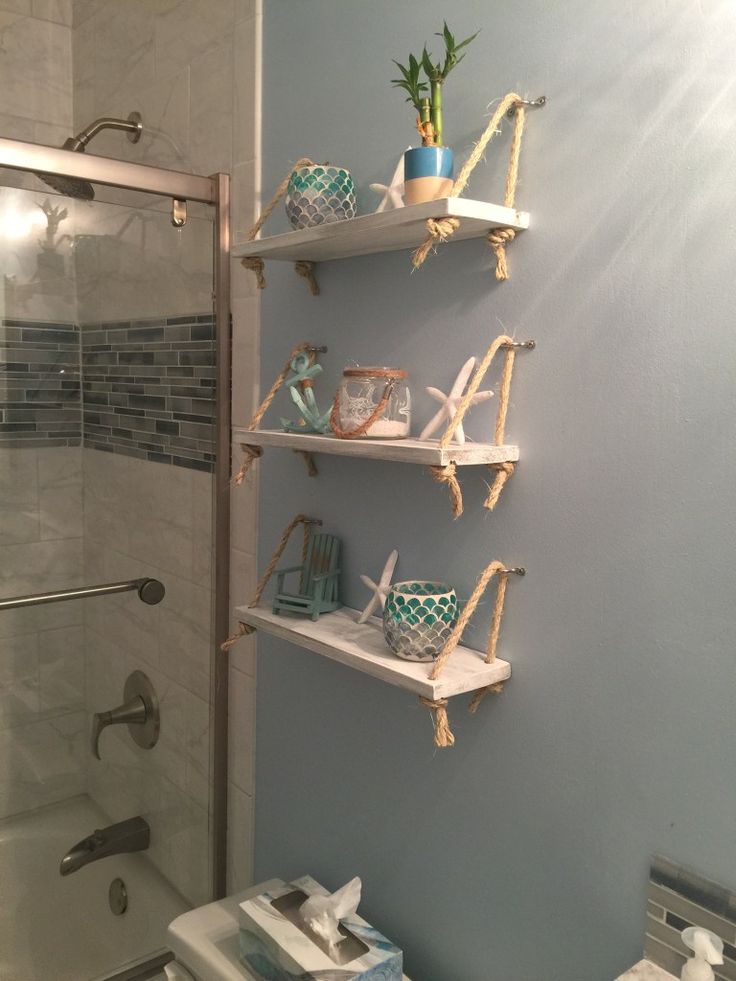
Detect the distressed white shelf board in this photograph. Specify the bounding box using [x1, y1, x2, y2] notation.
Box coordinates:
[234, 605, 511, 700]
[233, 428, 520, 468]
[231, 197, 529, 263]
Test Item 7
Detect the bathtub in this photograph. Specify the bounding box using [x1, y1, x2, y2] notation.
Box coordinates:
[0, 795, 187, 981]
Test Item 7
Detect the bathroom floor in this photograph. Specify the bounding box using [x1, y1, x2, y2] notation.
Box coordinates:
[0, 795, 187, 981]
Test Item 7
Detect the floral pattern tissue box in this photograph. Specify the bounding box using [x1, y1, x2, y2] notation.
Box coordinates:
[239, 875, 403, 980]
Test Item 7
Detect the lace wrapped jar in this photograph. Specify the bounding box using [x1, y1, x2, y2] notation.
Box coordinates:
[332, 367, 411, 439]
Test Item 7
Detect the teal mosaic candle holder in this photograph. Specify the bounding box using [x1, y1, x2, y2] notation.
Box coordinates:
[382, 581, 459, 662]
[285, 165, 357, 230]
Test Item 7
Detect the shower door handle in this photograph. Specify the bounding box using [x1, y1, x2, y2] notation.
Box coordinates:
[91, 671, 160, 761]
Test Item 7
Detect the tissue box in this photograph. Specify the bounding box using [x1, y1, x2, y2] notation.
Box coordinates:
[239, 875, 403, 981]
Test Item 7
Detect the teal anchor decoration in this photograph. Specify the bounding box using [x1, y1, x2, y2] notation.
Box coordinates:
[280, 350, 333, 433]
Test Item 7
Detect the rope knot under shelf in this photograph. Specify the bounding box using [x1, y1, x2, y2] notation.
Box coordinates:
[418, 561, 523, 747]
[412, 91, 531, 280]
[240, 157, 323, 295]
[419, 697, 455, 748]
[430, 462, 463, 518]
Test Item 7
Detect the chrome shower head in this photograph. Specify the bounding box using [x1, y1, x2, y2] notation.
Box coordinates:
[38, 111, 143, 200]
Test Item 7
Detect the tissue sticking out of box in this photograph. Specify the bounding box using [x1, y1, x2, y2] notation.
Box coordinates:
[299, 877, 362, 950]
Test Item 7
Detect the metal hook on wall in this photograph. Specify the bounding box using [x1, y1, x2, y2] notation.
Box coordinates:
[507, 95, 547, 118]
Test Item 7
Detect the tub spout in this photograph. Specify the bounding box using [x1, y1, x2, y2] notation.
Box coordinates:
[59, 816, 150, 876]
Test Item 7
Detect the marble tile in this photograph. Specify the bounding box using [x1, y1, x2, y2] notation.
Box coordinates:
[0, 631, 39, 728]
[89, 0, 154, 105]
[0, 446, 39, 544]
[0, 109, 36, 140]
[32, 0, 72, 25]
[230, 452, 257, 554]
[38, 623, 83, 714]
[157, 569, 212, 697]
[154, 0, 234, 83]
[228, 663, 254, 796]
[148, 776, 210, 906]
[0, 711, 85, 819]
[189, 39, 233, 175]
[231, 294, 260, 424]
[126, 456, 195, 579]
[0, 0, 31, 15]
[38, 444, 83, 541]
[191, 467, 214, 588]
[231, 158, 259, 245]
[232, 15, 258, 166]
[0, 13, 72, 128]
[226, 781, 253, 894]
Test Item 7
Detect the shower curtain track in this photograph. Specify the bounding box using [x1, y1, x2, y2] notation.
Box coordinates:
[0, 135, 232, 910]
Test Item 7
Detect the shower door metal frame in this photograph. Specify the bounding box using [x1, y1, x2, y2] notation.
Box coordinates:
[0, 136, 232, 902]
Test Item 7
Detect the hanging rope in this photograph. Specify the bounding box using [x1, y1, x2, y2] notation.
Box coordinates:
[430, 561, 509, 679]
[429, 335, 517, 517]
[467, 682, 504, 714]
[221, 514, 321, 650]
[412, 92, 525, 280]
[418, 560, 518, 747]
[419, 697, 455, 748]
[233, 341, 317, 485]
[240, 157, 322, 294]
[293, 449, 318, 476]
[294, 260, 320, 296]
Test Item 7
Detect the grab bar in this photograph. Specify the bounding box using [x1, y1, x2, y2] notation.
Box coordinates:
[0, 577, 165, 611]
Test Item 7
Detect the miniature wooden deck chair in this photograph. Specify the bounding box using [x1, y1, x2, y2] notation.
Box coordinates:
[272, 533, 342, 621]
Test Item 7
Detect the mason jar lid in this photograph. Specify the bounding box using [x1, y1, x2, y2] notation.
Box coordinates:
[342, 366, 407, 379]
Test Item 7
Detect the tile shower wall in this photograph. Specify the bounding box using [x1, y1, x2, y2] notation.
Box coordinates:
[0, 318, 80, 447]
[83, 447, 214, 905]
[71, 0, 260, 897]
[0, 446, 85, 820]
[82, 314, 215, 471]
[0, 3, 84, 827]
[646, 857, 736, 981]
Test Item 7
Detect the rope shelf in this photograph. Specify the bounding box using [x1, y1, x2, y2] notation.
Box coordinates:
[238, 93, 543, 291]
[223, 514, 524, 749]
[232, 333, 534, 516]
[429, 332, 534, 517]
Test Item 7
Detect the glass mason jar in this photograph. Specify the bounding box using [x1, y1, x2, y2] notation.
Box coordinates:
[332, 367, 411, 439]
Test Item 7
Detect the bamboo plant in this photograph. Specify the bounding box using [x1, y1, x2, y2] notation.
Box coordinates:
[392, 22, 479, 147]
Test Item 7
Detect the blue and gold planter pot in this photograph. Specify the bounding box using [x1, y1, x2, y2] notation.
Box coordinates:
[403, 146, 454, 205]
[383, 580, 459, 662]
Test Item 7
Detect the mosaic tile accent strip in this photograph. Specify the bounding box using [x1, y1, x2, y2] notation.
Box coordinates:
[81, 314, 216, 473]
[0, 319, 81, 448]
[645, 856, 736, 981]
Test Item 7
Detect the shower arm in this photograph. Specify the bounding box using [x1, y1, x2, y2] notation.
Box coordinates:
[63, 112, 143, 152]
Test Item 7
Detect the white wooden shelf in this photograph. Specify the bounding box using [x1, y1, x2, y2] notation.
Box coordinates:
[233, 428, 519, 468]
[234, 605, 511, 700]
[231, 197, 529, 263]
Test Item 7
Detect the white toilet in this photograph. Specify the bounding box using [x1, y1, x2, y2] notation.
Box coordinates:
[165, 880, 283, 980]
[165, 879, 412, 980]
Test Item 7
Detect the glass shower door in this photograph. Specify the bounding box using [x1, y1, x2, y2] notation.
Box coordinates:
[0, 166, 221, 981]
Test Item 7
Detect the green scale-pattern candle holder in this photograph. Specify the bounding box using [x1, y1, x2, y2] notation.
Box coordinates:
[285, 165, 357, 230]
[383, 581, 459, 662]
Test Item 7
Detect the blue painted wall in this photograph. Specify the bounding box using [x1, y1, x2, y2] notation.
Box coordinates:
[253, 3, 736, 978]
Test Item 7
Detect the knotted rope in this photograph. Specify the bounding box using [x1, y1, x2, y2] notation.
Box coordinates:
[412, 92, 525, 280]
[430, 335, 517, 517]
[419, 697, 455, 748]
[240, 157, 322, 295]
[419, 560, 517, 747]
[233, 341, 317, 485]
[221, 514, 320, 650]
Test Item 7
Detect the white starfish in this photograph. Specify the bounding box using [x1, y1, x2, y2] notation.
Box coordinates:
[369, 149, 409, 212]
[419, 357, 494, 445]
[357, 549, 399, 623]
